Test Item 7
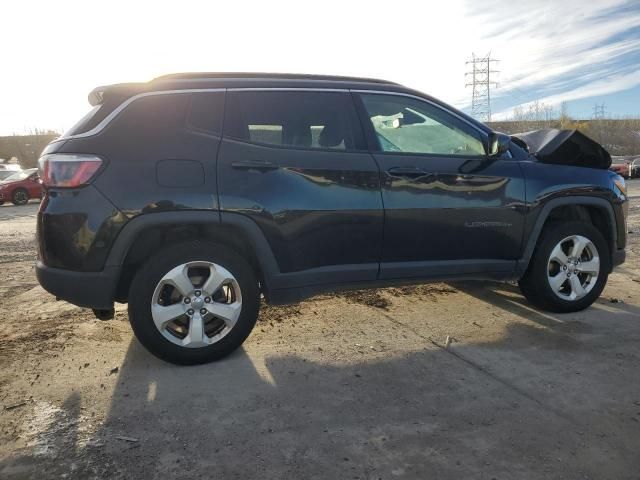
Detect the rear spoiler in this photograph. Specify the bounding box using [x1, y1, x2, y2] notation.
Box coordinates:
[514, 129, 612, 169]
[88, 82, 147, 106]
[88, 87, 106, 106]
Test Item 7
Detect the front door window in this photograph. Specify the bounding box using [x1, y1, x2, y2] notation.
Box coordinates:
[360, 93, 485, 156]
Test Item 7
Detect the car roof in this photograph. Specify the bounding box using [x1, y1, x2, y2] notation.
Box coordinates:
[152, 72, 400, 86]
[87, 73, 492, 136]
[95, 72, 413, 100]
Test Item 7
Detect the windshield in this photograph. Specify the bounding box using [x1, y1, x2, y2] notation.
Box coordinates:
[3, 170, 33, 182]
[4, 172, 27, 182]
[0, 170, 17, 180]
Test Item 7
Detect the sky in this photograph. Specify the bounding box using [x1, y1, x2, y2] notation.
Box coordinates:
[1, 0, 639, 135]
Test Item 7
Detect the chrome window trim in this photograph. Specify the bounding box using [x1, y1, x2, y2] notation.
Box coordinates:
[60, 88, 226, 140]
[226, 87, 349, 92]
[351, 89, 488, 138]
[60, 86, 485, 141]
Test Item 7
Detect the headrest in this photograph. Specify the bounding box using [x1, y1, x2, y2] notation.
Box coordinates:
[318, 121, 344, 148]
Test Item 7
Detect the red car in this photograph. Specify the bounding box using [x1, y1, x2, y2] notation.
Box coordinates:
[0, 168, 43, 206]
[609, 161, 631, 178]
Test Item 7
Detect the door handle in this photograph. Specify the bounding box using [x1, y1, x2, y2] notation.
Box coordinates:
[231, 160, 279, 171]
[386, 166, 432, 177]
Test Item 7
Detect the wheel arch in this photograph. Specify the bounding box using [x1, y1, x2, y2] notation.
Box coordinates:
[518, 196, 617, 274]
[105, 211, 280, 303]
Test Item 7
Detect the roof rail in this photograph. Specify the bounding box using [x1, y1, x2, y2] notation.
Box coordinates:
[151, 72, 399, 85]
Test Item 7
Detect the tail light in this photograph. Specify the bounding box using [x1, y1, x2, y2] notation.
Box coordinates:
[38, 154, 103, 188]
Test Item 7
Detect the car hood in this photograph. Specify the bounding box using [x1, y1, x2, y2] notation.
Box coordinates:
[512, 129, 611, 169]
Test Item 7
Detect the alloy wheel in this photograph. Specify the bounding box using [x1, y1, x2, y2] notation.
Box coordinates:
[151, 261, 242, 348]
[14, 191, 28, 205]
[547, 235, 600, 301]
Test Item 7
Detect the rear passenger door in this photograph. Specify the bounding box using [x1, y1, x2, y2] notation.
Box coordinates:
[217, 90, 383, 284]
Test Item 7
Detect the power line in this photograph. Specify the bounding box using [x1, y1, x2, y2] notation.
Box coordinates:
[465, 53, 499, 122]
[593, 103, 606, 120]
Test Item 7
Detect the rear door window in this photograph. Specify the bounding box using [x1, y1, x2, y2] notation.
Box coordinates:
[224, 91, 365, 151]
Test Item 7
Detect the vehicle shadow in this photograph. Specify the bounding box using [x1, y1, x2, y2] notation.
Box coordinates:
[3, 295, 640, 480]
[453, 280, 640, 330]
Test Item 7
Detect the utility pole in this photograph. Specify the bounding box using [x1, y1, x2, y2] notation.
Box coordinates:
[593, 103, 606, 120]
[592, 102, 607, 145]
[465, 53, 499, 122]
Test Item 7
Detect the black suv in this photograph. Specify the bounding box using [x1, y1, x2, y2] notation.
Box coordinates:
[36, 73, 628, 364]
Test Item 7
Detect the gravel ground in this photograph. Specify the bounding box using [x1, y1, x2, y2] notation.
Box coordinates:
[0, 184, 639, 480]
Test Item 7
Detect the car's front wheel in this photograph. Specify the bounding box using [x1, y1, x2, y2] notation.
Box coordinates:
[519, 221, 610, 313]
[128, 241, 260, 365]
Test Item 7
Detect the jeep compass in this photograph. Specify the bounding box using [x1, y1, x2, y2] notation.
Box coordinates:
[35, 73, 628, 364]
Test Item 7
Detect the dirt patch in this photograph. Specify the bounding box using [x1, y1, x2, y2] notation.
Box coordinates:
[259, 303, 305, 323]
[87, 325, 124, 343]
[388, 283, 458, 299]
[341, 290, 391, 309]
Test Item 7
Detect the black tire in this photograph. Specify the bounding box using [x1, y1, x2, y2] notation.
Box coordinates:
[519, 221, 610, 313]
[11, 188, 29, 206]
[128, 241, 260, 365]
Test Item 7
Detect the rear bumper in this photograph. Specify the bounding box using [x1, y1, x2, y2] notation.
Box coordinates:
[36, 261, 119, 310]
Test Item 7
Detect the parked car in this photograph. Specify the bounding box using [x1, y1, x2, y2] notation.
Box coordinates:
[35, 73, 628, 364]
[609, 160, 631, 178]
[0, 168, 42, 205]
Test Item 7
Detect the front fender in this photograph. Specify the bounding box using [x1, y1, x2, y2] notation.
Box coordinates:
[518, 195, 618, 274]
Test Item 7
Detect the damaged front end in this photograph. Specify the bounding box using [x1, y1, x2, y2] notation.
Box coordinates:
[512, 129, 612, 169]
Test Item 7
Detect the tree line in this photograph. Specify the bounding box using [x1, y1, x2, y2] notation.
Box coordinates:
[0, 131, 60, 168]
[488, 101, 640, 156]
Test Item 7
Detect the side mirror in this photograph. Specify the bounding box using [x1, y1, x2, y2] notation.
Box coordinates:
[486, 132, 511, 157]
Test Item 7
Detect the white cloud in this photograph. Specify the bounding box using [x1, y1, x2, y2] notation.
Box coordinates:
[0, 0, 637, 133]
[464, 0, 640, 115]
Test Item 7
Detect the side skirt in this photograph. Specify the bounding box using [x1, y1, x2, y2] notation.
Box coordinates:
[268, 260, 517, 305]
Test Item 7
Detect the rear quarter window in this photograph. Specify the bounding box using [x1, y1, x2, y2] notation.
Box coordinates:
[103, 92, 224, 141]
[63, 92, 132, 137]
[79, 91, 225, 166]
[186, 92, 225, 136]
[106, 94, 190, 140]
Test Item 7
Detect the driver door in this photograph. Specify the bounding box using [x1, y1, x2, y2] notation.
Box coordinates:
[356, 92, 525, 279]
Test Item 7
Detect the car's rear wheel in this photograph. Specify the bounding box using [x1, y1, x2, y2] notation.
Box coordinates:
[11, 188, 29, 206]
[519, 221, 610, 313]
[128, 241, 260, 365]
